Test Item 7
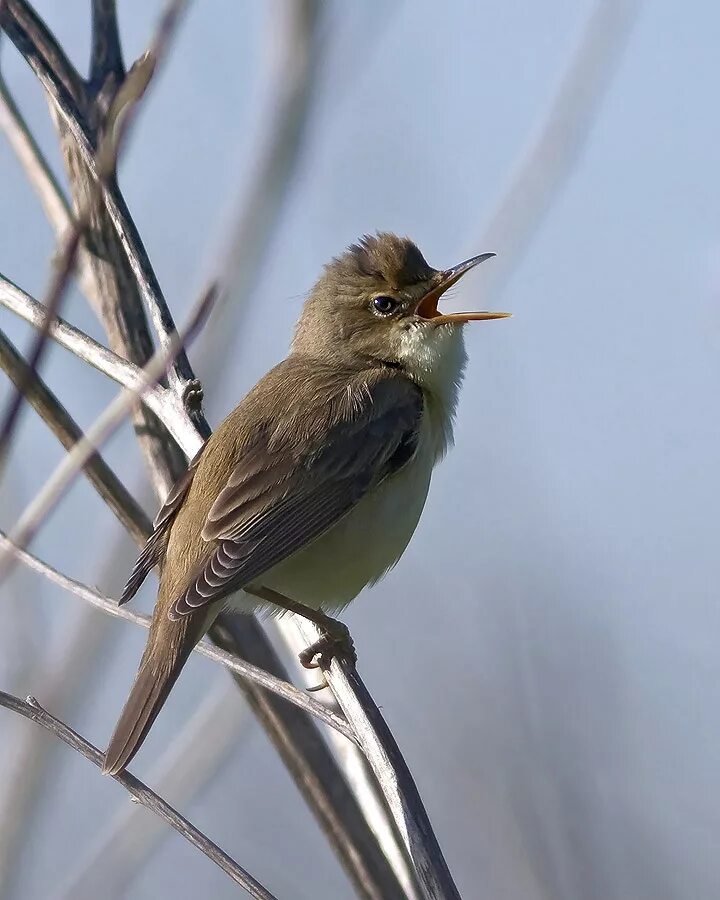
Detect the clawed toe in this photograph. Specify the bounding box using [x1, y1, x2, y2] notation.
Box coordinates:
[298, 620, 356, 672]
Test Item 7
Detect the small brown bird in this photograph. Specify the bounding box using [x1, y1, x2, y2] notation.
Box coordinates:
[104, 233, 509, 775]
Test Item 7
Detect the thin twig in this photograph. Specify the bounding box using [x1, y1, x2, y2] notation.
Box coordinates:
[0, 531, 357, 743]
[0, 0, 86, 109]
[3, 0, 205, 407]
[0, 273, 203, 460]
[56, 678, 248, 900]
[0, 73, 68, 236]
[96, 0, 188, 181]
[0, 284, 215, 580]
[0, 329, 150, 546]
[0, 690, 277, 900]
[0, 223, 83, 472]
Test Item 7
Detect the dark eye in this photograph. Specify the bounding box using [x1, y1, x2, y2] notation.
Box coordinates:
[372, 295, 398, 316]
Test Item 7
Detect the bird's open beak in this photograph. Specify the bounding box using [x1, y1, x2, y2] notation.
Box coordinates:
[415, 252, 511, 324]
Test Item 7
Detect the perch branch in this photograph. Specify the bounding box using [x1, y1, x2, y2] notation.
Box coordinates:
[0, 530, 356, 742]
[0, 690, 277, 900]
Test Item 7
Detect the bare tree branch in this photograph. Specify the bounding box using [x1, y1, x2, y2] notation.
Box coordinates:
[89, 0, 125, 91]
[0, 531, 357, 743]
[57, 678, 249, 900]
[0, 0, 86, 110]
[284, 617, 460, 900]
[0, 222, 83, 472]
[0, 329, 150, 546]
[0, 283, 215, 580]
[0, 690, 277, 900]
[0, 273, 203, 457]
[0, 71, 100, 303]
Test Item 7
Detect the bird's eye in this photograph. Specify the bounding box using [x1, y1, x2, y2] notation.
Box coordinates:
[372, 295, 398, 316]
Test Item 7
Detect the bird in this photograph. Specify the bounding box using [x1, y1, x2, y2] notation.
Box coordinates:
[103, 232, 509, 775]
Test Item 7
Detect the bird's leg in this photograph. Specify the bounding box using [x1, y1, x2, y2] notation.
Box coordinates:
[249, 585, 357, 671]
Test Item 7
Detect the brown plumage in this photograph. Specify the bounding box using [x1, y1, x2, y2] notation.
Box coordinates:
[104, 233, 506, 775]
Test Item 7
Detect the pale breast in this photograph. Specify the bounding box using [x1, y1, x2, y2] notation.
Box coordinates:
[254, 431, 435, 613]
[234, 326, 464, 616]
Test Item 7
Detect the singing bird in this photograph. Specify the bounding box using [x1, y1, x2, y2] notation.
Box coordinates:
[104, 233, 509, 775]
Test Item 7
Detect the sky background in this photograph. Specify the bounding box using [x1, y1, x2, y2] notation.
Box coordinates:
[1, 1, 719, 898]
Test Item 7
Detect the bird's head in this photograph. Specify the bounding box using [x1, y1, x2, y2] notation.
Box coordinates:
[292, 233, 508, 388]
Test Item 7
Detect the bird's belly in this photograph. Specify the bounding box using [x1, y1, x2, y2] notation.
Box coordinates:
[251, 446, 434, 614]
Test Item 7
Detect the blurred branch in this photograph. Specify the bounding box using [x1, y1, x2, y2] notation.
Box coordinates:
[0, 328, 150, 546]
[89, 0, 125, 91]
[0, 217, 83, 474]
[0, 691, 277, 900]
[0, 598, 114, 897]
[0, 0, 86, 109]
[0, 273, 201, 453]
[0, 531, 357, 743]
[0, 1, 189, 475]
[57, 677, 249, 899]
[198, 0, 323, 388]
[0, 72, 99, 303]
[2, 0, 192, 492]
[0, 283, 215, 580]
[469, 0, 640, 297]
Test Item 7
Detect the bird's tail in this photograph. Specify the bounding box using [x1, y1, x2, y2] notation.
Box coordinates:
[103, 610, 205, 776]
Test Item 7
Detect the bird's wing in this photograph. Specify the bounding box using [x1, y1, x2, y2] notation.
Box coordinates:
[118, 448, 205, 606]
[169, 374, 422, 619]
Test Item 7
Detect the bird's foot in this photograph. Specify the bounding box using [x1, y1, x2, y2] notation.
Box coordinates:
[299, 617, 356, 679]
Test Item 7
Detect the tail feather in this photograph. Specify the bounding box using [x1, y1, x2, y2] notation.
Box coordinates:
[103, 614, 200, 776]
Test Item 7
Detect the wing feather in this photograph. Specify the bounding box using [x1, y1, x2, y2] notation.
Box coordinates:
[169, 374, 422, 619]
[118, 448, 204, 606]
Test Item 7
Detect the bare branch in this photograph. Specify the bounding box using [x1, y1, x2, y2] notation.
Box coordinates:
[0, 0, 87, 110]
[0, 690, 277, 900]
[57, 678, 248, 899]
[294, 620, 461, 900]
[0, 273, 203, 455]
[0, 73, 100, 304]
[0, 73, 68, 235]
[0, 330, 150, 546]
[96, 0, 188, 179]
[0, 531, 357, 743]
[0, 284, 215, 579]
[0, 221, 83, 472]
[3, 1, 206, 407]
[276, 621, 421, 900]
[89, 0, 125, 90]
